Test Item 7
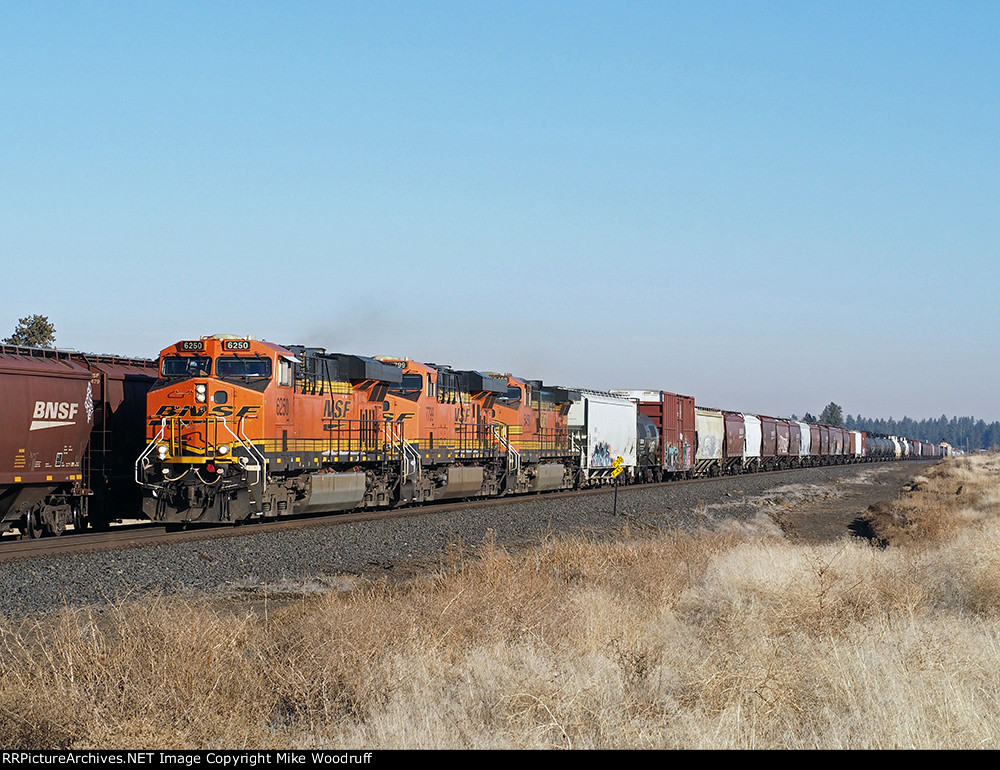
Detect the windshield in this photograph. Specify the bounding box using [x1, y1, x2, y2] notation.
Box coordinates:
[161, 356, 211, 377]
[217, 356, 272, 378]
[388, 373, 423, 397]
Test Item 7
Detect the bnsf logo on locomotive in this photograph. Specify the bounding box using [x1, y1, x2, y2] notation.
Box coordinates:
[152, 405, 261, 418]
[30, 401, 81, 431]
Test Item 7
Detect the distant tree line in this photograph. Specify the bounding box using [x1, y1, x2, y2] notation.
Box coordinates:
[791, 402, 999, 452]
[844, 414, 1000, 453]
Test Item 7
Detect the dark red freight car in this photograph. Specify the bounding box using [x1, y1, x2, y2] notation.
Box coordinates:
[619, 390, 695, 480]
[0, 346, 157, 537]
[777, 419, 792, 468]
[760, 416, 778, 471]
[723, 411, 745, 474]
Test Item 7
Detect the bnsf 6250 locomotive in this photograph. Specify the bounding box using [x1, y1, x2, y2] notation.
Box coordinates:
[137, 335, 402, 523]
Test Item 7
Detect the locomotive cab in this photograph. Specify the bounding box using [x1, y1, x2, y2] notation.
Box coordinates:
[137, 336, 278, 523]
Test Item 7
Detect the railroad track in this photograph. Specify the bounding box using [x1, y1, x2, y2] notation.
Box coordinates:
[0, 461, 933, 564]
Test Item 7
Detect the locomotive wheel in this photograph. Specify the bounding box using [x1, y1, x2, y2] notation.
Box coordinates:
[23, 510, 44, 539]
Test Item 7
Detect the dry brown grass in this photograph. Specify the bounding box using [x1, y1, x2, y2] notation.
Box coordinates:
[4, 455, 1000, 749]
[862, 453, 1000, 545]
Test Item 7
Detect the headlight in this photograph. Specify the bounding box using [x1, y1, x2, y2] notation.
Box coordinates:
[196, 392, 207, 402]
[217, 444, 230, 456]
[196, 384, 207, 394]
[157, 445, 168, 459]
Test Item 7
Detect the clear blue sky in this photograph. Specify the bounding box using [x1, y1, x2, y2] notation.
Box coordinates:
[2, 2, 997, 422]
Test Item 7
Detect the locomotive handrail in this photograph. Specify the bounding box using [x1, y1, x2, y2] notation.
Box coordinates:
[134, 416, 267, 494]
[226, 416, 267, 494]
[386, 420, 420, 484]
[135, 420, 168, 487]
[490, 423, 520, 475]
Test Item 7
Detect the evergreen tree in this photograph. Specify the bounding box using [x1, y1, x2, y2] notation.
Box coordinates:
[3, 315, 56, 347]
[818, 402, 844, 427]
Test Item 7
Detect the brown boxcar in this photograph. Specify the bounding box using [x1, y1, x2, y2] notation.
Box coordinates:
[722, 411, 746, 474]
[629, 390, 696, 480]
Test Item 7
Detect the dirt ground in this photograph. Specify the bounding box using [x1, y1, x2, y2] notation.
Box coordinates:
[745, 461, 935, 545]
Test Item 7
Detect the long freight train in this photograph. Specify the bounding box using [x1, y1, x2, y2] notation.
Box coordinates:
[132, 334, 950, 527]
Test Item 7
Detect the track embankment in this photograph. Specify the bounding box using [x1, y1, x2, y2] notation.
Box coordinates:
[0, 461, 935, 618]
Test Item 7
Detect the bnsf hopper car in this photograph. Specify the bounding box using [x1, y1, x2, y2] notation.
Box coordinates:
[0, 345, 158, 537]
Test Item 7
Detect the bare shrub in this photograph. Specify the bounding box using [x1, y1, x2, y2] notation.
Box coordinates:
[0, 598, 274, 748]
[861, 455, 1000, 545]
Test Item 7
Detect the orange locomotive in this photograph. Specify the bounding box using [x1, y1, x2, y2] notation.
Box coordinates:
[136, 336, 578, 523]
[137, 335, 403, 522]
[376, 360, 578, 502]
[477, 373, 577, 493]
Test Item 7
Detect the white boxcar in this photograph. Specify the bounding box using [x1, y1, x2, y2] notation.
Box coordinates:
[794, 420, 811, 460]
[695, 407, 724, 475]
[567, 390, 637, 481]
[743, 414, 762, 470]
[849, 430, 864, 459]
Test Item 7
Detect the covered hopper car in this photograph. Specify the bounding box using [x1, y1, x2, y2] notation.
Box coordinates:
[0, 345, 158, 537]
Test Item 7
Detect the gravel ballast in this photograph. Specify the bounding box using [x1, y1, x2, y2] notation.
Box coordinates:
[0, 462, 932, 618]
